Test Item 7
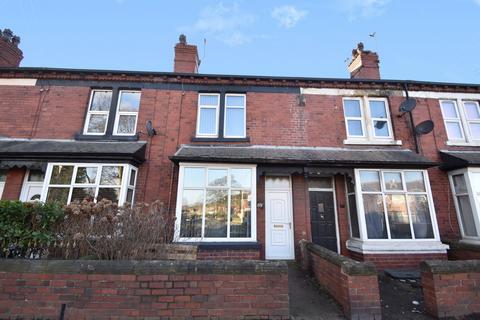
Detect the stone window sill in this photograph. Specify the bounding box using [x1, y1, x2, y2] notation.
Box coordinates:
[346, 239, 449, 254]
[343, 139, 402, 146]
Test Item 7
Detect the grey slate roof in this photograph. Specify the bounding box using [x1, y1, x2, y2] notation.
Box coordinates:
[440, 151, 480, 170]
[171, 145, 436, 167]
[0, 139, 146, 166]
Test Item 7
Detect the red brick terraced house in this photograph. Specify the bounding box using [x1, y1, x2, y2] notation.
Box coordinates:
[1, 29, 480, 269]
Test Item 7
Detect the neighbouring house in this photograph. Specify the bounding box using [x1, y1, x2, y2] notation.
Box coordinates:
[1, 28, 479, 269]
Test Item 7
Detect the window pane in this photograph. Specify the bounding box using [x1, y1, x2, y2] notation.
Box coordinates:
[119, 91, 141, 112]
[0, 169, 6, 182]
[208, 169, 227, 186]
[117, 115, 137, 134]
[405, 171, 425, 192]
[384, 172, 403, 191]
[90, 91, 112, 111]
[373, 120, 389, 137]
[452, 174, 468, 194]
[344, 99, 361, 117]
[469, 123, 480, 139]
[100, 166, 123, 185]
[369, 100, 387, 118]
[363, 194, 387, 239]
[97, 188, 120, 203]
[71, 187, 95, 202]
[308, 177, 332, 189]
[386, 194, 412, 239]
[199, 94, 219, 106]
[457, 195, 478, 237]
[441, 101, 458, 118]
[225, 107, 245, 137]
[231, 169, 251, 188]
[204, 190, 228, 238]
[464, 102, 480, 120]
[347, 120, 363, 136]
[180, 189, 204, 238]
[445, 122, 464, 140]
[198, 108, 217, 135]
[28, 170, 45, 182]
[226, 95, 245, 107]
[46, 187, 69, 204]
[360, 171, 381, 192]
[408, 195, 434, 239]
[129, 169, 136, 186]
[75, 167, 97, 184]
[87, 114, 108, 133]
[184, 168, 205, 188]
[230, 190, 251, 238]
[346, 177, 355, 193]
[126, 189, 134, 204]
[50, 165, 74, 184]
[348, 194, 360, 238]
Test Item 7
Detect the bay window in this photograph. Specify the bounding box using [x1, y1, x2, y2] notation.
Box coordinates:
[41, 163, 137, 205]
[175, 164, 256, 242]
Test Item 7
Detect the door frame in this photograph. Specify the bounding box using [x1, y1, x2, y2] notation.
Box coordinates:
[265, 175, 295, 260]
[19, 169, 45, 202]
[308, 177, 341, 254]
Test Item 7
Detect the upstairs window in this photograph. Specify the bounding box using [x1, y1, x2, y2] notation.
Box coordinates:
[196, 93, 247, 140]
[343, 97, 394, 144]
[113, 91, 141, 135]
[441, 100, 480, 144]
[84, 90, 112, 135]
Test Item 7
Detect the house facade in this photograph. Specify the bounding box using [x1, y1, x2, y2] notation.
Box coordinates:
[1, 29, 479, 268]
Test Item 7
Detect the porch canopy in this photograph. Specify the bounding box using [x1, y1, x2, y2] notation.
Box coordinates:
[170, 145, 436, 176]
[0, 139, 147, 170]
[440, 151, 480, 170]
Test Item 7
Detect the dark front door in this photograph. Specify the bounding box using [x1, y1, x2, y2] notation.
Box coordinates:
[309, 191, 338, 252]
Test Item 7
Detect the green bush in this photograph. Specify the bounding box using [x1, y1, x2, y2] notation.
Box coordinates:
[0, 200, 64, 258]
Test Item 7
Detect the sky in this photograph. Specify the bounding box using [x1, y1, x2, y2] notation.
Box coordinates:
[1, 0, 479, 83]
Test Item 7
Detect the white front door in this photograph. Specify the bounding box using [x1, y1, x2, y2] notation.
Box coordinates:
[20, 169, 45, 201]
[265, 177, 294, 260]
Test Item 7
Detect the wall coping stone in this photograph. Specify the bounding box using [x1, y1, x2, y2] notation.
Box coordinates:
[306, 242, 377, 276]
[0, 259, 287, 275]
[421, 259, 480, 274]
[445, 240, 480, 253]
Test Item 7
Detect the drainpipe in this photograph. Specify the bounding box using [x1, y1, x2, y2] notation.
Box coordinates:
[403, 82, 420, 154]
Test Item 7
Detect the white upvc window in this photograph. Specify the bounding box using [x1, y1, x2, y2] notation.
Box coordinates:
[343, 97, 396, 145]
[196, 93, 220, 137]
[175, 163, 257, 242]
[0, 169, 6, 199]
[345, 176, 360, 239]
[448, 168, 480, 243]
[113, 90, 141, 136]
[441, 99, 480, 145]
[40, 163, 137, 206]
[224, 94, 246, 138]
[83, 90, 113, 135]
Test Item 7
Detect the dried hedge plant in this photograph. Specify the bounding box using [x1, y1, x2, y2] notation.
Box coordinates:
[53, 199, 176, 260]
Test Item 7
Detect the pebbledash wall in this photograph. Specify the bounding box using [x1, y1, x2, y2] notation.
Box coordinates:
[1, 30, 480, 267]
[0, 259, 289, 320]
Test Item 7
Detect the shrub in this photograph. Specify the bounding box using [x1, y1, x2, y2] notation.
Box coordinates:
[53, 199, 175, 260]
[0, 200, 64, 258]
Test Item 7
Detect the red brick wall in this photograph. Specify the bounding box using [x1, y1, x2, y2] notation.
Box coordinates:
[197, 249, 260, 260]
[421, 260, 480, 318]
[349, 250, 447, 270]
[1, 168, 25, 200]
[0, 259, 289, 320]
[292, 174, 310, 259]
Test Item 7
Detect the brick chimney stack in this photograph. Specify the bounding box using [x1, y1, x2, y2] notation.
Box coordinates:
[173, 34, 200, 73]
[347, 42, 380, 80]
[0, 29, 23, 68]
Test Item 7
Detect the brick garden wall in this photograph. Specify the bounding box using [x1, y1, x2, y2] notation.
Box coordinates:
[0, 259, 289, 320]
[421, 260, 480, 319]
[299, 240, 382, 320]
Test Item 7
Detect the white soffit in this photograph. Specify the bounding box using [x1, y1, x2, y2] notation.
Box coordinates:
[0, 78, 37, 86]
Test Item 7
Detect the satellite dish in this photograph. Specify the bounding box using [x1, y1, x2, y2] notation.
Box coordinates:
[399, 98, 417, 113]
[146, 120, 157, 137]
[414, 120, 434, 135]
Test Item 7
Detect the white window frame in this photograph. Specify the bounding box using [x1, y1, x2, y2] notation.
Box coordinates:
[174, 162, 257, 242]
[196, 93, 220, 138]
[112, 90, 141, 136]
[345, 176, 361, 239]
[83, 90, 112, 136]
[343, 96, 398, 145]
[448, 168, 480, 244]
[441, 99, 480, 146]
[20, 169, 46, 202]
[0, 169, 6, 199]
[346, 168, 448, 254]
[40, 163, 137, 206]
[223, 93, 246, 138]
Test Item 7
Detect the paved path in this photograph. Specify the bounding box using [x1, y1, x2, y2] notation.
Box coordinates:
[288, 263, 345, 320]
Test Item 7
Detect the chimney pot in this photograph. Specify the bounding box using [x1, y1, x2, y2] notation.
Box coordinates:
[347, 42, 380, 80]
[0, 28, 23, 67]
